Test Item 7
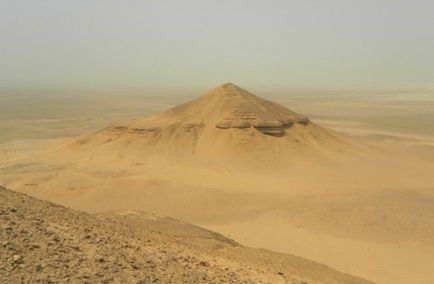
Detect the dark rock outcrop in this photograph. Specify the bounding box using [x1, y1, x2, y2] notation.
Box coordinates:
[215, 122, 231, 129]
[297, 118, 310, 125]
[278, 119, 295, 128]
[182, 123, 202, 132]
[253, 121, 285, 136]
[231, 121, 251, 129]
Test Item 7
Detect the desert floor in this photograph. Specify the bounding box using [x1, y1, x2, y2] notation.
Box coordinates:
[1, 89, 434, 284]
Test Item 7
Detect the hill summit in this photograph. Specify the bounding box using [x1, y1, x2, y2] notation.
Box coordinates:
[159, 82, 310, 136]
[74, 83, 346, 165]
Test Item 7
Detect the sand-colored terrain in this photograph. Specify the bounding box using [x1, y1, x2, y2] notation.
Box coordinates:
[0, 186, 371, 283]
[1, 84, 434, 283]
[69, 83, 348, 167]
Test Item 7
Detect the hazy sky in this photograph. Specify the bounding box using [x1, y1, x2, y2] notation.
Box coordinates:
[1, 0, 433, 91]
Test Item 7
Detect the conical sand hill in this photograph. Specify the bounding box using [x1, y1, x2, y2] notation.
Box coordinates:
[73, 83, 348, 165]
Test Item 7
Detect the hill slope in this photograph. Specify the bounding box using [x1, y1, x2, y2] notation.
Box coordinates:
[73, 83, 348, 165]
[0, 186, 372, 283]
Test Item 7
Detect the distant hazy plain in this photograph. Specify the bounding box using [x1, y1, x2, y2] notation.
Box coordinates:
[2, 89, 434, 143]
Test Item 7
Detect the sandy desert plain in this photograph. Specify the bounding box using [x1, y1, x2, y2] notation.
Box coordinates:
[1, 83, 434, 284]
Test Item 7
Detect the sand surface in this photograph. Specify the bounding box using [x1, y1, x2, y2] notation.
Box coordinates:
[1, 85, 434, 283]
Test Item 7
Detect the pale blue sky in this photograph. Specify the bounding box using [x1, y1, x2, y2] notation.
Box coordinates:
[1, 0, 433, 91]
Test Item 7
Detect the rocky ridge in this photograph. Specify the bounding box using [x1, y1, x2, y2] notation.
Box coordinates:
[0, 186, 372, 283]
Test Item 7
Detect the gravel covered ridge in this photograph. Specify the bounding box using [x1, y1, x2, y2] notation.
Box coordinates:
[0, 187, 373, 284]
